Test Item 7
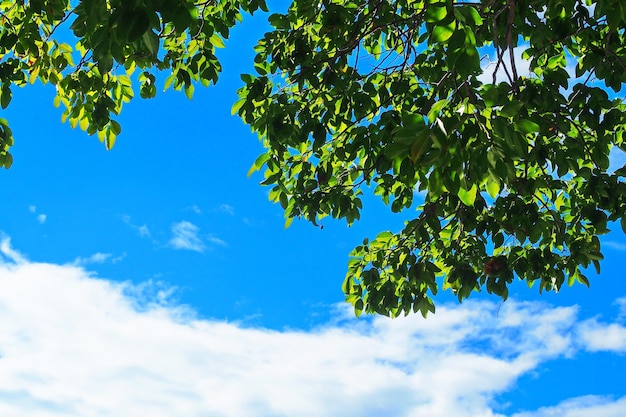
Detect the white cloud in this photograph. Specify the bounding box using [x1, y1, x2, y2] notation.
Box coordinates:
[478, 45, 579, 86]
[512, 395, 626, 417]
[28, 205, 36, 213]
[0, 235, 27, 264]
[0, 237, 625, 417]
[75, 252, 112, 264]
[478, 47, 532, 85]
[578, 319, 626, 352]
[168, 221, 205, 252]
[72, 252, 126, 266]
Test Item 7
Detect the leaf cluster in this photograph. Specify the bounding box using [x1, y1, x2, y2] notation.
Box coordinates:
[236, 0, 626, 317]
[0, 0, 267, 154]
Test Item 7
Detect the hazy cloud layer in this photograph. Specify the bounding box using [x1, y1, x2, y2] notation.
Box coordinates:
[187, 205, 203, 214]
[207, 236, 228, 247]
[0, 237, 624, 417]
[219, 204, 235, 215]
[72, 252, 126, 266]
[121, 215, 151, 238]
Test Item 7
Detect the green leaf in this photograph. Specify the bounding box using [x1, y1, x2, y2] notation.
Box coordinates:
[486, 179, 500, 199]
[500, 101, 525, 118]
[431, 22, 456, 43]
[98, 55, 113, 73]
[492, 232, 504, 248]
[184, 83, 195, 100]
[284, 216, 293, 228]
[425, 3, 448, 23]
[455, 47, 480, 77]
[409, 130, 432, 162]
[3, 152, 12, 169]
[0, 86, 11, 110]
[248, 153, 270, 177]
[515, 119, 540, 134]
[126, 9, 150, 41]
[461, 5, 483, 26]
[110, 120, 122, 136]
[210, 34, 226, 49]
[231, 98, 246, 116]
[482, 85, 499, 107]
[458, 184, 477, 206]
[105, 129, 116, 150]
[427, 99, 449, 122]
[171, 7, 193, 31]
[376, 231, 393, 242]
[142, 31, 159, 55]
[354, 299, 364, 317]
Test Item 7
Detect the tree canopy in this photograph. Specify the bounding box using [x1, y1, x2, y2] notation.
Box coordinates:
[0, 0, 267, 163]
[3, 0, 626, 318]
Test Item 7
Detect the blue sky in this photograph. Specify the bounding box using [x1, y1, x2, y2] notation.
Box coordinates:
[1, 3, 626, 416]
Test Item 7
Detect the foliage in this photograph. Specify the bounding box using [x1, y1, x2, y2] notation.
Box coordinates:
[0, 0, 267, 167]
[235, 0, 626, 317]
[3, 0, 626, 318]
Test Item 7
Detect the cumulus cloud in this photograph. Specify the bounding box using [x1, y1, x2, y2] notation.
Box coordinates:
[0, 237, 625, 417]
[168, 221, 206, 252]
